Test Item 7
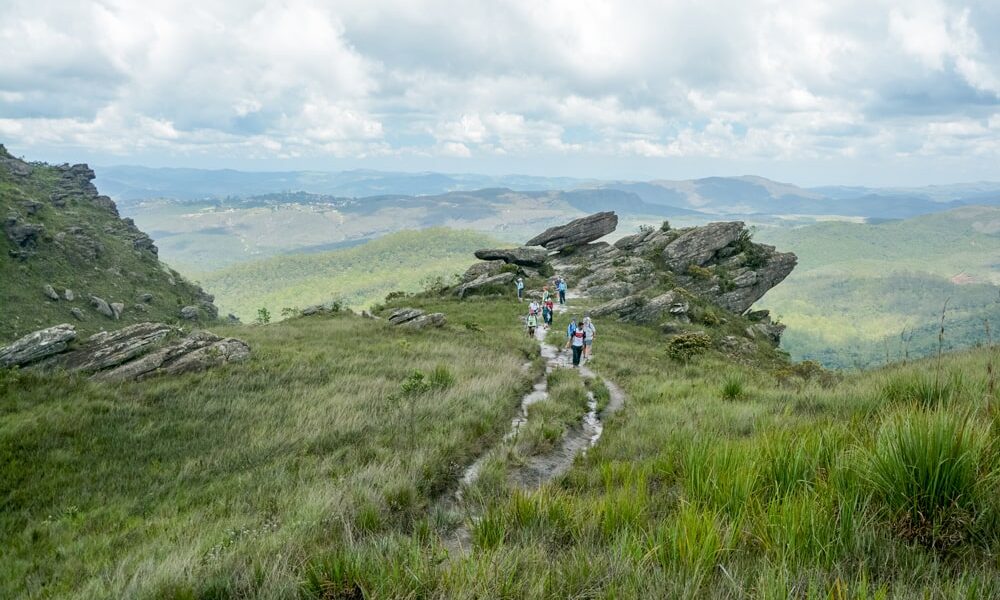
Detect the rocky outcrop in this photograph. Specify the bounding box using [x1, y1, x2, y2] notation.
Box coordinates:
[387, 308, 446, 329]
[0, 322, 250, 381]
[4, 211, 44, 259]
[474, 247, 549, 267]
[589, 291, 689, 324]
[526, 211, 618, 251]
[180, 306, 200, 320]
[455, 272, 515, 298]
[712, 249, 797, 314]
[461, 259, 506, 282]
[661, 221, 744, 272]
[0, 324, 77, 367]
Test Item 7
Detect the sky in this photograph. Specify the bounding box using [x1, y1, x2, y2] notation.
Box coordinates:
[1, 0, 999, 186]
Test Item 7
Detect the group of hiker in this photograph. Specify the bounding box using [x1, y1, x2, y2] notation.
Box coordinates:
[518, 275, 595, 368]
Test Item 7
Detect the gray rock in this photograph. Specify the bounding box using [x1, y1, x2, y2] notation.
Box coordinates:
[180, 306, 200, 320]
[714, 251, 797, 314]
[589, 291, 688, 324]
[454, 272, 516, 299]
[110, 302, 125, 320]
[387, 308, 425, 325]
[92, 195, 119, 216]
[526, 211, 618, 251]
[662, 221, 744, 272]
[461, 260, 506, 282]
[21, 200, 42, 215]
[70, 308, 85, 321]
[90, 296, 115, 319]
[133, 303, 149, 313]
[4, 212, 44, 259]
[474, 247, 549, 267]
[43, 284, 59, 301]
[0, 323, 77, 367]
[226, 313, 241, 324]
[589, 295, 645, 318]
[90, 330, 250, 382]
[139, 293, 153, 303]
[63, 288, 74, 301]
[52, 323, 175, 373]
[301, 303, 340, 316]
[400, 312, 446, 329]
[132, 233, 158, 255]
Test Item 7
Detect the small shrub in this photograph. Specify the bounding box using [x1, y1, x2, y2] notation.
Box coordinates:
[538, 263, 555, 277]
[463, 321, 483, 332]
[280, 307, 298, 318]
[660, 220, 671, 232]
[686, 264, 714, 280]
[499, 263, 520, 275]
[560, 245, 576, 256]
[638, 224, 654, 235]
[401, 371, 430, 396]
[666, 332, 713, 362]
[255, 307, 271, 325]
[384, 290, 408, 303]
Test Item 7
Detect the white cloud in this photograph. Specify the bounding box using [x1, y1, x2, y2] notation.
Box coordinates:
[1, 0, 999, 181]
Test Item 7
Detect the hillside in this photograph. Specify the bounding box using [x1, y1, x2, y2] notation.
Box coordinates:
[4, 280, 1000, 597]
[198, 228, 504, 320]
[0, 146, 218, 343]
[754, 206, 1000, 368]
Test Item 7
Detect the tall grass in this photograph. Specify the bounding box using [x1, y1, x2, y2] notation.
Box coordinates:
[864, 408, 992, 549]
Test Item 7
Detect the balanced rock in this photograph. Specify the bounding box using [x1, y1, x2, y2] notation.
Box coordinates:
[43, 284, 60, 301]
[714, 250, 797, 314]
[526, 211, 618, 251]
[0, 323, 77, 367]
[474, 247, 549, 267]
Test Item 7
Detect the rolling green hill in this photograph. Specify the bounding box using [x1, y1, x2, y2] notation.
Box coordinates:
[755, 206, 1000, 367]
[196, 228, 503, 320]
[0, 147, 217, 343]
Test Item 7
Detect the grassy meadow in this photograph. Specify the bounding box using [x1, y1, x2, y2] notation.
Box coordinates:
[3, 285, 1000, 598]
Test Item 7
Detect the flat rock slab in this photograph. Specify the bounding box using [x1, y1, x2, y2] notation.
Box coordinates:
[526, 211, 618, 251]
[0, 323, 77, 367]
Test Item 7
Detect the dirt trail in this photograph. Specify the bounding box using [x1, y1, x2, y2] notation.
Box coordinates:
[441, 294, 626, 553]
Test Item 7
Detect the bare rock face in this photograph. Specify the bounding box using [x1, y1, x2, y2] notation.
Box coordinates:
[713, 249, 797, 314]
[461, 260, 505, 283]
[0, 321, 250, 381]
[474, 247, 549, 267]
[662, 221, 744, 272]
[0, 324, 77, 367]
[386, 308, 446, 329]
[526, 211, 618, 251]
[455, 272, 515, 299]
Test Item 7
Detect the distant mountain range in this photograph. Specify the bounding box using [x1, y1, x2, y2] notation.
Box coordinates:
[96, 165, 1000, 221]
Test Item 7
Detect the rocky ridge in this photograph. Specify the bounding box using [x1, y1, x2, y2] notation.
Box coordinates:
[0, 145, 220, 341]
[0, 322, 250, 381]
[455, 211, 797, 345]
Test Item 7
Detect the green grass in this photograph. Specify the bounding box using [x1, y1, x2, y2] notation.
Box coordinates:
[0, 161, 212, 343]
[195, 228, 503, 320]
[6, 288, 1000, 597]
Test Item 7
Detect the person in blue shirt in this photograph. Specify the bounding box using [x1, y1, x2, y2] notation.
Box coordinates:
[557, 278, 567, 304]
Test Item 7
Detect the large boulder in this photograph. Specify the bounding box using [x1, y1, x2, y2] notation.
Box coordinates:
[714, 250, 797, 314]
[474, 247, 549, 267]
[386, 308, 446, 329]
[461, 260, 506, 283]
[455, 272, 515, 299]
[662, 221, 744, 272]
[51, 322, 175, 373]
[526, 211, 618, 251]
[0, 324, 77, 367]
[90, 296, 115, 319]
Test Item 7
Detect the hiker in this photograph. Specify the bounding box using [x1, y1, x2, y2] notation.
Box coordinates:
[515, 277, 525, 302]
[541, 286, 554, 328]
[526, 310, 538, 337]
[528, 299, 539, 316]
[568, 318, 586, 367]
[557, 278, 567, 304]
[582, 316, 596, 359]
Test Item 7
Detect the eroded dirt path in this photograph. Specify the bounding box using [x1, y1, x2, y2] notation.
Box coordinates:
[441, 296, 626, 554]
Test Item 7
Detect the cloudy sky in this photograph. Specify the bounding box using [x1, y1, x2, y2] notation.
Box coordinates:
[1, 0, 999, 185]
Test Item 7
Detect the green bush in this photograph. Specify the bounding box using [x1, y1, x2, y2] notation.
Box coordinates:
[255, 307, 271, 325]
[537, 262, 555, 277]
[864, 409, 991, 549]
[666, 332, 713, 362]
[499, 263, 520, 275]
[660, 220, 671, 232]
[686, 264, 714, 280]
[429, 364, 455, 389]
